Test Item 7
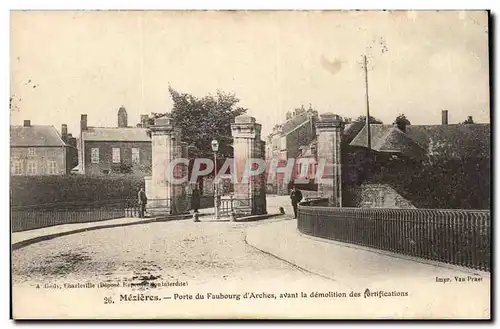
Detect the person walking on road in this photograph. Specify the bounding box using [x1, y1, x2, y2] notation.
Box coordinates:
[138, 187, 148, 218]
[290, 186, 303, 219]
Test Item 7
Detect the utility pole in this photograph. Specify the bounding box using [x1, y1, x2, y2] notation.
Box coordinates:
[363, 54, 371, 150]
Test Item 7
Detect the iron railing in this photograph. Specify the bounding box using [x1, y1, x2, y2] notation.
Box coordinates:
[147, 195, 215, 214]
[297, 200, 491, 272]
[219, 197, 252, 217]
[11, 199, 140, 233]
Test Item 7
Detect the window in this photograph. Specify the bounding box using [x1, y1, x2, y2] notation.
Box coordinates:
[131, 148, 140, 164]
[27, 161, 37, 175]
[48, 161, 58, 175]
[280, 136, 287, 150]
[28, 148, 35, 156]
[112, 148, 121, 163]
[91, 148, 99, 163]
[13, 161, 22, 175]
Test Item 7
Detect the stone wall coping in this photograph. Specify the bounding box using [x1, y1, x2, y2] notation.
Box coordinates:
[235, 115, 256, 124]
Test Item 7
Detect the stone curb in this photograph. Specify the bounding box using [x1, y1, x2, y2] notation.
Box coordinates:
[235, 213, 282, 222]
[11, 213, 194, 250]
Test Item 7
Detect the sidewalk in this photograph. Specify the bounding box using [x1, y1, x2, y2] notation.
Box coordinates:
[11, 217, 155, 250]
[246, 219, 490, 319]
[245, 218, 490, 290]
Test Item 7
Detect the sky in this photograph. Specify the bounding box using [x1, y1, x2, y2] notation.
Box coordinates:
[10, 10, 490, 138]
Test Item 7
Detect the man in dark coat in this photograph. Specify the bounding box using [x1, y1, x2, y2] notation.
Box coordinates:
[138, 188, 148, 218]
[290, 186, 303, 219]
[191, 185, 201, 213]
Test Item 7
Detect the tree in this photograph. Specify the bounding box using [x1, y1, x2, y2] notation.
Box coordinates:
[393, 113, 411, 131]
[151, 86, 248, 158]
[394, 113, 411, 125]
[461, 117, 475, 124]
[354, 115, 383, 124]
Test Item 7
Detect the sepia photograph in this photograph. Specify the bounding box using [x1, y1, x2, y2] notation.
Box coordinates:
[9, 9, 491, 319]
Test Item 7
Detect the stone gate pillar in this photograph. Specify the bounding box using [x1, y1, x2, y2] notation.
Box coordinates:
[315, 113, 345, 207]
[231, 115, 267, 215]
[147, 117, 183, 214]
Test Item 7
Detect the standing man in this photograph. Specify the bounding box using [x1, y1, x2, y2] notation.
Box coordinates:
[290, 186, 303, 219]
[191, 184, 201, 213]
[138, 187, 148, 218]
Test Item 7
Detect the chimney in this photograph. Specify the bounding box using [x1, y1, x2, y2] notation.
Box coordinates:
[81, 114, 88, 131]
[23, 120, 31, 127]
[61, 124, 68, 143]
[441, 110, 448, 125]
[118, 106, 128, 128]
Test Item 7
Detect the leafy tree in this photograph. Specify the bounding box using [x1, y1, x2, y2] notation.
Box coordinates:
[354, 115, 383, 124]
[151, 86, 248, 158]
[394, 113, 411, 130]
[461, 117, 475, 124]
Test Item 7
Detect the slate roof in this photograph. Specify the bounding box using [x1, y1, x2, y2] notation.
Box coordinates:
[296, 120, 366, 158]
[350, 124, 490, 159]
[10, 125, 66, 147]
[281, 112, 310, 135]
[405, 124, 490, 159]
[82, 127, 151, 142]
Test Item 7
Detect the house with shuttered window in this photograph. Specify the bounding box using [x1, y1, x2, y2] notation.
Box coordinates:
[77, 107, 152, 176]
[10, 120, 78, 175]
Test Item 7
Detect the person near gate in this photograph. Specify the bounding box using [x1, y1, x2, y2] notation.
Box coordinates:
[138, 187, 148, 218]
[191, 184, 201, 213]
[290, 186, 303, 219]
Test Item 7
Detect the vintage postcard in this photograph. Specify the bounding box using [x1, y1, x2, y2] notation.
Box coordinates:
[10, 10, 490, 319]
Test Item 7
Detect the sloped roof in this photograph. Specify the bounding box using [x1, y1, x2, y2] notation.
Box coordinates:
[405, 124, 490, 159]
[296, 122, 366, 157]
[350, 124, 427, 158]
[82, 127, 151, 142]
[350, 123, 490, 159]
[10, 125, 66, 147]
[281, 112, 310, 135]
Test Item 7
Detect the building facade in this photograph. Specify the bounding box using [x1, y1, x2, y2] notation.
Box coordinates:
[78, 108, 152, 176]
[10, 120, 78, 176]
[265, 105, 318, 194]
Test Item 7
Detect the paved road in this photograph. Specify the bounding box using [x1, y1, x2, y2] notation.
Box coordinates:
[12, 216, 354, 318]
[13, 195, 488, 319]
[12, 195, 296, 290]
[12, 213, 490, 319]
[13, 218, 301, 285]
